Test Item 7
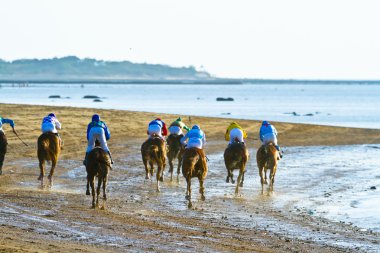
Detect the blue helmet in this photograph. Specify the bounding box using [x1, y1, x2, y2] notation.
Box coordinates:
[192, 124, 200, 130]
[48, 113, 56, 118]
[262, 121, 270, 126]
[92, 114, 100, 122]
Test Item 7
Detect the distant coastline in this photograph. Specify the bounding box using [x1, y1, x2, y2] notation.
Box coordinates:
[1, 78, 380, 85]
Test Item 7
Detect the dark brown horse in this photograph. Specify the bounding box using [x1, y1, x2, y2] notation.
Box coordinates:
[0, 131, 8, 175]
[167, 134, 184, 182]
[182, 147, 208, 208]
[37, 132, 61, 186]
[224, 140, 249, 194]
[256, 142, 278, 193]
[86, 146, 111, 209]
[141, 136, 166, 192]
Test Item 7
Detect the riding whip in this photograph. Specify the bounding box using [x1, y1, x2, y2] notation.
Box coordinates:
[12, 128, 28, 146]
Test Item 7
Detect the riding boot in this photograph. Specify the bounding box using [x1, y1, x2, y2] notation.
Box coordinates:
[107, 151, 114, 169]
[83, 152, 89, 166]
[275, 145, 283, 159]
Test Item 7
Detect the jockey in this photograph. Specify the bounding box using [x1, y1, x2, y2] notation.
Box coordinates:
[225, 122, 247, 145]
[259, 121, 282, 158]
[0, 116, 15, 133]
[84, 114, 114, 166]
[180, 125, 206, 149]
[147, 118, 168, 139]
[168, 117, 190, 136]
[41, 113, 62, 147]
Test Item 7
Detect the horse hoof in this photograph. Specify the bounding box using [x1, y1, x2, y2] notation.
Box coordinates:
[185, 195, 190, 200]
[201, 196, 205, 201]
[239, 182, 244, 187]
[37, 175, 43, 181]
[159, 176, 164, 182]
[156, 188, 160, 193]
[91, 204, 96, 209]
[188, 202, 193, 209]
[86, 191, 90, 196]
[145, 175, 150, 180]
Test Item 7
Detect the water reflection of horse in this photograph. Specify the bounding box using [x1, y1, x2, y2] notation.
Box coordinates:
[256, 142, 278, 193]
[167, 134, 184, 182]
[182, 147, 208, 208]
[224, 140, 249, 194]
[141, 135, 166, 192]
[0, 131, 8, 175]
[86, 140, 111, 209]
[37, 132, 61, 186]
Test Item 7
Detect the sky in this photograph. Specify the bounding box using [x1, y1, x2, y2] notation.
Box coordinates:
[1, 0, 380, 79]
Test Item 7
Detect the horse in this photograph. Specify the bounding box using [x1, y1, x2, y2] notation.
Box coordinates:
[37, 132, 61, 186]
[167, 134, 184, 182]
[224, 140, 249, 194]
[85, 144, 111, 209]
[256, 142, 278, 193]
[0, 131, 8, 175]
[141, 135, 166, 192]
[182, 147, 208, 208]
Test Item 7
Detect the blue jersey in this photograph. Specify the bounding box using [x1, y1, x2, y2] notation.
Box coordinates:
[87, 121, 110, 140]
[181, 128, 206, 146]
[259, 123, 277, 142]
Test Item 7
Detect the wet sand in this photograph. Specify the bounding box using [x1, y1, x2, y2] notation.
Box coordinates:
[0, 103, 380, 252]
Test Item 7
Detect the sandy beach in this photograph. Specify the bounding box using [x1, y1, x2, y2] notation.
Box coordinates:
[0, 103, 380, 252]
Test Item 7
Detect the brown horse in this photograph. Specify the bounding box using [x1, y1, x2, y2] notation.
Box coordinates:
[37, 132, 61, 186]
[141, 136, 166, 192]
[167, 134, 184, 182]
[86, 146, 111, 209]
[256, 142, 278, 193]
[0, 131, 8, 175]
[182, 147, 208, 208]
[224, 140, 249, 194]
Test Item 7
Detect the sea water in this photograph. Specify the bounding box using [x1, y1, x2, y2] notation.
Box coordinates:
[1, 82, 380, 128]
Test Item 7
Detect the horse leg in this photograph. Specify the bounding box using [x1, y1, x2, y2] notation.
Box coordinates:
[0, 152, 5, 175]
[149, 161, 154, 178]
[186, 176, 192, 208]
[240, 170, 245, 187]
[102, 175, 108, 210]
[143, 158, 150, 179]
[259, 166, 265, 194]
[86, 176, 90, 195]
[269, 165, 277, 191]
[199, 176, 206, 201]
[168, 155, 174, 181]
[38, 159, 45, 186]
[176, 156, 182, 183]
[156, 164, 161, 192]
[235, 169, 243, 195]
[90, 177, 96, 208]
[96, 176, 102, 207]
[48, 159, 57, 186]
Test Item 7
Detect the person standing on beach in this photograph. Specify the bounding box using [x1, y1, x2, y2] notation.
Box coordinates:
[0, 116, 15, 174]
[181, 125, 206, 149]
[168, 117, 190, 136]
[225, 122, 247, 145]
[147, 118, 167, 140]
[41, 113, 63, 148]
[83, 114, 114, 167]
[259, 121, 282, 158]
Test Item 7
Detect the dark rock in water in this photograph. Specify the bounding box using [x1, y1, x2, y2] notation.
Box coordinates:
[304, 113, 314, 116]
[216, 97, 234, 101]
[83, 95, 100, 99]
[93, 99, 103, 102]
[49, 95, 61, 98]
[221, 113, 231, 115]
[370, 186, 376, 190]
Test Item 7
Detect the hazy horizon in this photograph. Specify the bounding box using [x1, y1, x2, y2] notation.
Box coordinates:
[1, 0, 380, 79]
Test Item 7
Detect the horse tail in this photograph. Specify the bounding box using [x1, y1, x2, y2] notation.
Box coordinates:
[149, 144, 161, 163]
